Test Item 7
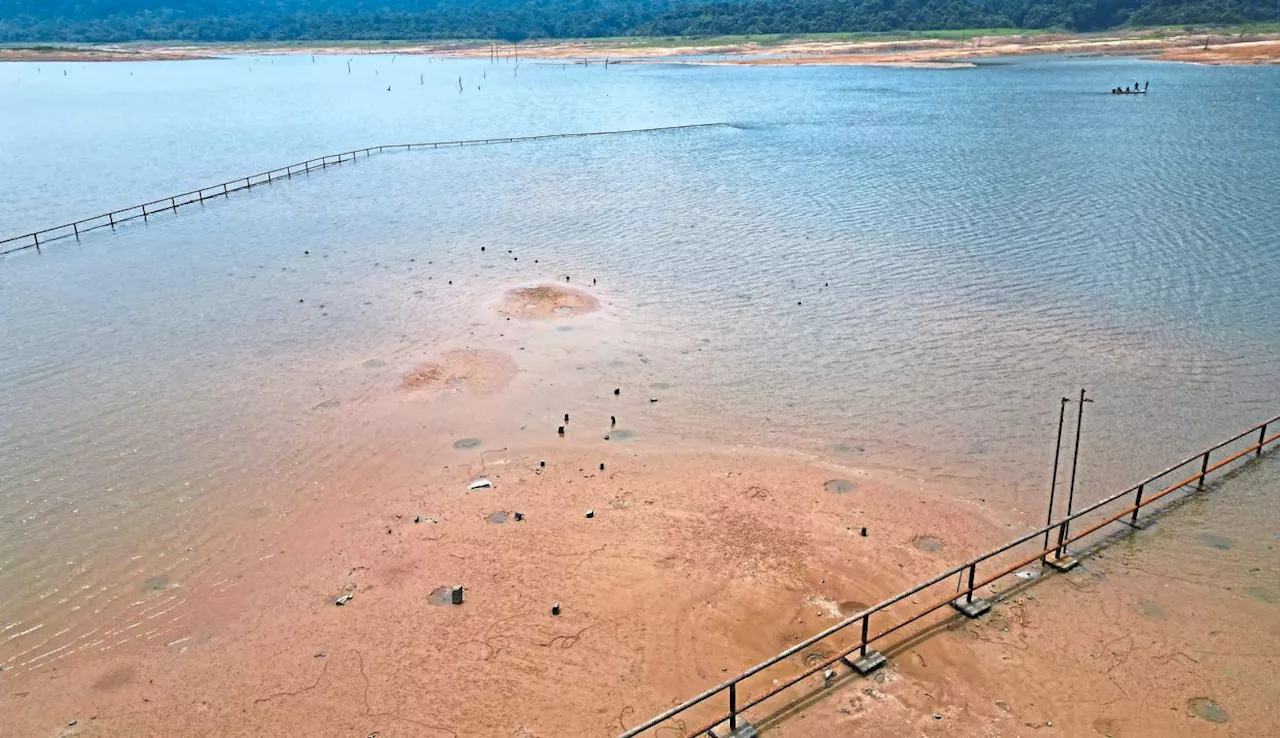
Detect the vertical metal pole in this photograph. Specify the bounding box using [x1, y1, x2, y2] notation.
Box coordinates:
[860, 616, 870, 657]
[1057, 388, 1089, 555]
[33, 232, 39, 248]
[966, 563, 977, 603]
[109, 212, 115, 230]
[223, 183, 229, 197]
[245, 177, 251, 189]
[73, 222, 79, 240]
[1042, 397, 1070, 560]
[729, 683, 737, 731]
[142, 204, 148, 222]
[1260, 424, 1268, 458]
[1130, 483, 1144, 526]
[171, 197, 177, 211]
[1198, 450, 1210, 490]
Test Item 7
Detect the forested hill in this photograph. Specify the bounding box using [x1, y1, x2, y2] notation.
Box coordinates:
[1, 0, 1277, 42]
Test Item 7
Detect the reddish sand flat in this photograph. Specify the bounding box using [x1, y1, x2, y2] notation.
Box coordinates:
[0, 443, 1008, 736]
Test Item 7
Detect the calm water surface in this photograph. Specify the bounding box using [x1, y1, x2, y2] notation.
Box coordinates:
[1, 54, 1277, 675]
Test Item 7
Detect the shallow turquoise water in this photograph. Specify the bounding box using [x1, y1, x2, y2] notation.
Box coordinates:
[0, 54, 1277, 666]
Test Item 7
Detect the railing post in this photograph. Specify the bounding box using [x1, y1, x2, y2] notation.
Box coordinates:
[73, 222, 79, 240]
[860, 615, 870, 658]
[171, 197, 177, 211]
[245, 177, 251, 189]
[728, 682, 737, 731]
[33, 232, 40, 248]
[965, 563, 977, 604]
[109, 212, 115, 230]
[1130, 483, 1144, 526]
[142, 204, 148, 222]
[268, 171, 272, 183]
[1260, 424, 1268, 458]
[1198, 450, 1210, 490]
[223, 183, 229, 197]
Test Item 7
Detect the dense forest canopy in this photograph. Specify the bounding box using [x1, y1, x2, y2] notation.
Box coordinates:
[1, 0, 1276, 41]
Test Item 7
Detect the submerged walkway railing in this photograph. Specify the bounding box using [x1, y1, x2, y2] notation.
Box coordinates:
[619, 413, 1279, 738]
[0, 123, 726, 257]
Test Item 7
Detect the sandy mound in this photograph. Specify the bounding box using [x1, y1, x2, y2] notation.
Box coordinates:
[500, 284, 599, 319]
[401, 349, 516, 394]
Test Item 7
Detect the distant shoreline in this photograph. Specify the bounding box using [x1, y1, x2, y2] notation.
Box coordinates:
[3, 29, 1279, 66]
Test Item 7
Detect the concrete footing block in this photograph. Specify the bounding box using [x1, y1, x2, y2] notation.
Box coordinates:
[708, 718, 757, 738]
[951, 597, 992, 618]
[1044, 552, 1079, 572]
[842, 650, 886, 675]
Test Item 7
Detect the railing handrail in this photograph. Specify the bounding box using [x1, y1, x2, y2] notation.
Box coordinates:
[0, 123, 727, 256]
[617, 412, 1279, 737]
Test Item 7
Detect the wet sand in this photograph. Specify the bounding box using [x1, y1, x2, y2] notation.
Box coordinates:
[773, 462, 1280, 737]
[0, 261, 1273, 736]
[0, 437, 1009, 735]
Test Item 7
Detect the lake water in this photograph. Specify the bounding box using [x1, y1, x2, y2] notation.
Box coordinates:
[1, 53, 1278, 681]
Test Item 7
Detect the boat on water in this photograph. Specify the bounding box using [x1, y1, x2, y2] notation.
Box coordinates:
[1112, 82, 1150, 95]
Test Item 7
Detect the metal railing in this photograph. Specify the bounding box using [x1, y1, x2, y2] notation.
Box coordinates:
[618, 413, 1279, 737]
[0, 123, 727, 257]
